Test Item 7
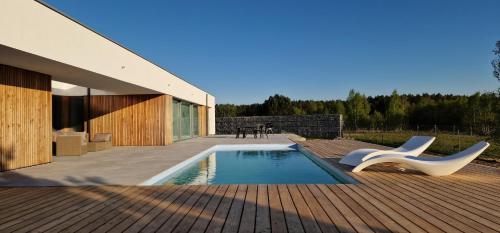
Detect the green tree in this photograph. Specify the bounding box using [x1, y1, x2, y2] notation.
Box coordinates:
[493, 40, 500, 81]
[370, 111, 384, 130]
[492, 41, 500, 138]
[386, 90, 406, 130]
[346, 89, 371, 130]
[263, 94, 293, 116]
[467, 92, 481, 131]
[292, 106, 305, 115]
[335, 101, 346, 115]
[215, 104, 237, 117]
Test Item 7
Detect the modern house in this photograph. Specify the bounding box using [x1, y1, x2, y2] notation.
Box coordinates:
[0, 0, 215, 171]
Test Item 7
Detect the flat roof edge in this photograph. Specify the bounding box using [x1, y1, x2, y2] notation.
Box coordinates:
[35, 0, 214, 97]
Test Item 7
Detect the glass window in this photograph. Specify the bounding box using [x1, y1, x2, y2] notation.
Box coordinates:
[172, 100, 181, 141]
[193, 106, 199, 136]
[181, 102, 191, 139]
[172, 99, 201, 141]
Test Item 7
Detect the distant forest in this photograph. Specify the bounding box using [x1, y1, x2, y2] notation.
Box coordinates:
[216, 90, 500, 136]
[218, 41, 500, 136]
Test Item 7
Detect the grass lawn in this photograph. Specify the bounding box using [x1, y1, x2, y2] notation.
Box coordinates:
[344, 131, 500, 161]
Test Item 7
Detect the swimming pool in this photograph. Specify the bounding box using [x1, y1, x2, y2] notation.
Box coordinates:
[142, 144, 355, 185]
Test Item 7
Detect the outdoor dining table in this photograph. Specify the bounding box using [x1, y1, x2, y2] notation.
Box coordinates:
[236, 124, 264, 138]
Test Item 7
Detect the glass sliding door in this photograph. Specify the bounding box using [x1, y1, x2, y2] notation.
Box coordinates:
[172, 99, 181, 141]
[192, 105, 199, 136]
[172, 98, 201, 141]
[181, 102, 191, 140]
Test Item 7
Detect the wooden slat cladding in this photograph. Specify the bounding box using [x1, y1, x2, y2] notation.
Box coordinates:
[198, 106, 207, 136]
[164, 95, 173, 144]
[0, 64, 52, 171]
[89, 94, 173, 146]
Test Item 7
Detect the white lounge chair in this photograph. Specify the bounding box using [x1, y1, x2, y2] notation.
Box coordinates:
[339, 136, 435, 166]
[352, 141, 490, 176]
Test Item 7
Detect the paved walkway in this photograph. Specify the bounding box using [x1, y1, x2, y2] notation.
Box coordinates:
[0, 135, 293, 186]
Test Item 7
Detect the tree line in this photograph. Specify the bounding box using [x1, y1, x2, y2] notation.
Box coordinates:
[217, 41, 500, 137]
[216, 90, 500, 136]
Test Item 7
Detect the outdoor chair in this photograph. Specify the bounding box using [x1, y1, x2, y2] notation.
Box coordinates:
[352, 141, 490, 176]
[56, 132, 88, 156]
[236, 127, 247, 138]
[255, 124, 265, 138]
[339, 136, 435, 166]
[88, 133, 113, 152]
[264, 123, 273, 139]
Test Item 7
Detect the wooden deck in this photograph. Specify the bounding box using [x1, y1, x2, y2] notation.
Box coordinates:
[0, 139, 499, 233]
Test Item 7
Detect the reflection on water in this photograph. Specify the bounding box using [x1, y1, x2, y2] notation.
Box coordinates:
[235, 150, 293, 160]
[165, 150, 341, 185]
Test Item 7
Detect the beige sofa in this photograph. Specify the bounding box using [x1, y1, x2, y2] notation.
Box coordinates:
[88, 133, 113, 152]
[54, 131, 88, 156]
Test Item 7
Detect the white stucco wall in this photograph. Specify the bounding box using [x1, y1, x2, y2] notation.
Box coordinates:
[0, 0, 216, 133]
[0, 0, 214, 106]
[208, 107, 216, 135]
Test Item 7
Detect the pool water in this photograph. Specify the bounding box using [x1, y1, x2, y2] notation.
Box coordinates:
[161, 150, 343, 185]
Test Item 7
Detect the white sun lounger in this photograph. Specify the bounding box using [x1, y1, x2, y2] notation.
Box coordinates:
[339, 136, 436, 166]
[352, 141, 490, 176]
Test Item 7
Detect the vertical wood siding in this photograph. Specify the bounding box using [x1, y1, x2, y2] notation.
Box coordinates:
[164, 95, 174, 144]
[89, 94, 173, 146]
[0, 64, 52, 171]
[198, 106, 207, 136]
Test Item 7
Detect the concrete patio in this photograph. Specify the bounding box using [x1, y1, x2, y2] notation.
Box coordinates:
[0, 135, 294, 186]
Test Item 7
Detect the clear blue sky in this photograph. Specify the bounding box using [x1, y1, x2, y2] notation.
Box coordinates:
[44, 0, 500, 104]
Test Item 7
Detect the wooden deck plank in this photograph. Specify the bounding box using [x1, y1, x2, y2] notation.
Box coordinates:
[221, 184, 247, 233]
[61, 187, 147, 232]
[238, 184, 257, 233]
[255, 184, 271, 233]
[415, 175, 500, 204]
[268, 184, 288, 233]
[204, 185, 238, 233]
[295, 185, 340, 233]
[0, 187, 53, 207]
[48, 187, 139, 232]
[108, 186, 178, 233]
[285, 185, 322, 233]
[0, 187, 93, 227]
[92, 187, 167, 233]
[315, 184, 372, 233]
[33, 186, 132, 233]
[140, 185, 201, 232]
[367, 170, 500, 225]
[0, 187, 92, 231]
[343, 185, 422, 233]
[360, 171, 500, 232]
[277, 184, 305, 233]
[170, 185, 219, 233]
[0, 187, 58, 210]
[382, 171, 500, 215]
[336, 185, 410, 233]
[125, 186, 189, 233]
[348, 176, 450, 233]
[326, 185, 388, 233]
[0, 187, 75, 221]
[14, 186, 124, 233]
[155, 185, 210, 233]
[188, 185, 229, 233]
[75, 187, 157, 233]
[360, 174, 495, 233]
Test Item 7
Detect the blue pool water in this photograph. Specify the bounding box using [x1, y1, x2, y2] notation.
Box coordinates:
[161, 150, 344, 185]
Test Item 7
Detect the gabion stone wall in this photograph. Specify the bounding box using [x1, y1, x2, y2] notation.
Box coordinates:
[216, 114, 343, 138]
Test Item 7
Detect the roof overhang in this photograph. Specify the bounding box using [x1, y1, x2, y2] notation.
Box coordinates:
[0, 44, 158, 95]
[0, 0, 215, 107]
